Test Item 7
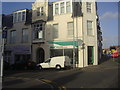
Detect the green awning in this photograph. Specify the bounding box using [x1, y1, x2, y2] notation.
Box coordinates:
[49, 40, 83, 47]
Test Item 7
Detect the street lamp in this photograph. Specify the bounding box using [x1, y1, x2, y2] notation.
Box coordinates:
[1, 27, 7, 77]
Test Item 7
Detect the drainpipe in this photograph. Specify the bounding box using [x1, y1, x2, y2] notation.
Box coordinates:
[1, 27, 6, 77]
[72, 0, 75, 69]
[82, 3, 84, 68]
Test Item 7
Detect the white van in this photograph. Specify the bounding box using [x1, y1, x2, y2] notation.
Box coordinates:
[37, 56, 71, 70]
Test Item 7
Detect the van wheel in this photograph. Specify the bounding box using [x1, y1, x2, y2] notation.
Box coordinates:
[39, 65, 42, 70]
[56, 65, 61, 70]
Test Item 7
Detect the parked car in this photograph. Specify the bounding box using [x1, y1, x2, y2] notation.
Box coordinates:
[11, 60, 37, 70]
[36, 56, 72, 70]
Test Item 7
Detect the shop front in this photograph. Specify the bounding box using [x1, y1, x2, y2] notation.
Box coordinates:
[4, 45, 31, 64]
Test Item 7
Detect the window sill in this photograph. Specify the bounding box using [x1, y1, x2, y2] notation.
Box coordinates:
[87, 35, 95, 37]
[54, 13, 72, 16]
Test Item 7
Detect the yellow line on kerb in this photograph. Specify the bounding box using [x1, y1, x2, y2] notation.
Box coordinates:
[62, 86, 67, 90]
[41, 79, 67, 90]
[6, 77, 67, 90]
[58, 86, 67, 90]
[40, 79, 53, 83]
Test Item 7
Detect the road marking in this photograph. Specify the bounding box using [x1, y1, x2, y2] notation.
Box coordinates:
[5, 76, 67, 89]
[5, 76, 31, 80]
[58, 68, 81, 73]
[40, 79, 67, 90]
[61, 86, 67, 90]
[41, 79, 53, 83]
[58, 86, 67, 90]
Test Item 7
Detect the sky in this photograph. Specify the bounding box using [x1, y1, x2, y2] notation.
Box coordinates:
[1, 0, 119, 49]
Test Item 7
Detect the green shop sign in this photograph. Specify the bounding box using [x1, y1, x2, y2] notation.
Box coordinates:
[49, 40, 83, 49]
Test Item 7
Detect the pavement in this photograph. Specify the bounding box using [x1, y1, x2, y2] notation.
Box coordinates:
[2, 56, 120, 89]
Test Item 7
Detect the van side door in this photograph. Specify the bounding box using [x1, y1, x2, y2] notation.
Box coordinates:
[43, 59, 51, 68]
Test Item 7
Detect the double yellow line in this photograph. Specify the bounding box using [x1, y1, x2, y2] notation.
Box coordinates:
[5, 76, 67, 90]
[41, 79, 67, 90]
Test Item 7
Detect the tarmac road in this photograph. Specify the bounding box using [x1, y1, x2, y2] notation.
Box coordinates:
[2, 57, 119, 89]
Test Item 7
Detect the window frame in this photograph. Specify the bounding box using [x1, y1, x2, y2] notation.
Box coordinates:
[37, 7, 44, 16]
[37, 7, 40, 16]
[22, 28, 29, 43]
[67, 22, 73, 37]
[87, 20, 93, 36]
[55, 3, 59, 15]
[53, 24, 59, 39]
[60, 2, 65, 14]
[10, 30, 16, 44]
[22, 11, 26, 21]
[13, 13, 17, 23]
[86, 2, 92, 13]
[66, 1, 71, 13]
[18, 12, 21, 22]
[34, 23, 44, 39]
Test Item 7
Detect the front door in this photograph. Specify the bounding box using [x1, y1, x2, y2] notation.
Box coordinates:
[88, 46, 94, 65]
[36, 48, 45, 63]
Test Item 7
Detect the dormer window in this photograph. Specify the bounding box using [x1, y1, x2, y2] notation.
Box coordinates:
[22, 11, 25, 21]
[55, 4, 59, 15]
[37, 7, 40, 16]
[66, 1, 71, 13]
[60, 2, 65, 14]
[13, 10, 26, 23]
[37, 7, 44, 16]
[14, 13, 17, 23]
[18, 12, 21, 22]
[86, 2, 92, 13]
[54, 0, 72, 15]
[41, 7, 44, 16]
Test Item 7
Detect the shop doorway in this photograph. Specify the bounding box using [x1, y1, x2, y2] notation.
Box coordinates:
[88, 46, 94, 65]
[36, 48, 45, 63]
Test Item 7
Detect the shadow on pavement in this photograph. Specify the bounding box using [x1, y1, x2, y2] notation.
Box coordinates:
[27, 83, 53, 89]
[99, 55, 111, 64]
[53, 71, 82, 87]
[3, 79, 24, 87]
[3, 68, 70, 77]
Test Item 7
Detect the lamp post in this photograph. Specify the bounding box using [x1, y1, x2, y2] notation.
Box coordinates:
[1, 27, 7, 77]
[72, 0, 76, 69]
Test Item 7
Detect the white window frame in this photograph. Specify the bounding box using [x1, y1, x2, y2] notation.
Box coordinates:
[37, 7, 44, 16]
[40, 7, 44, 16]
[37, 7, 40, 16]
[22, 28, 28, 43]
[53, 24, 58, 39]
[86, 2, 92, 13]
[18, 12, 21, 22]
[13, 11, 26, 23]
[66, 1, 71, 13]
[87, 20, 93, 36]
[22, 11, 26, 21]
[34, 23, 44, 39]
[67, 22, 73, 37]
[60, 2, 65, 14]
[55, 3, 59, 15]
[13, 13, 17, 23]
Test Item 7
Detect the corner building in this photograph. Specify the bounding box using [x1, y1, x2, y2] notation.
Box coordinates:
[32, 0, 102, 67]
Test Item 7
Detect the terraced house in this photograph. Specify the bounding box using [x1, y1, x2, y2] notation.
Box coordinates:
[4, 9, 32, 64]
[31, 0, 102, 68]
[3, 0, 102, 68]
